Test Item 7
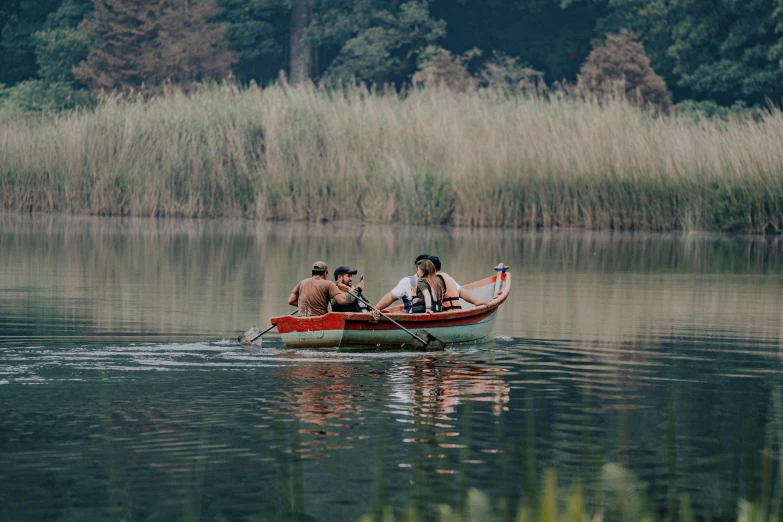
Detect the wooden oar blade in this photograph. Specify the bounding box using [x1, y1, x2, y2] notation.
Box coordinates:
[238, 327, 264, 346]
[412, 330, 446, 351]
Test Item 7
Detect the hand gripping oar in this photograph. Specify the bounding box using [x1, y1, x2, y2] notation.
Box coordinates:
[238, 310, 298, 346]
[345, 290, 445, 351]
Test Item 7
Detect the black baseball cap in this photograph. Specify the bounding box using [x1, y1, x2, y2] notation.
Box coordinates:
[334, 265, 358, 278]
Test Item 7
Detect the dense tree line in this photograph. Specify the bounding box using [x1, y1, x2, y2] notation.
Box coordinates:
[2, 0, 783, 109]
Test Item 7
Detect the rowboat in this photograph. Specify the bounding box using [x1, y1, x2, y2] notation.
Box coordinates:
[269, 265, 510, 350]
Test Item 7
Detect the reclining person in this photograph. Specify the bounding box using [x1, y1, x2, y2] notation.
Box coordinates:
[374, 254, 431, 312]
[330, 265, 370, 312]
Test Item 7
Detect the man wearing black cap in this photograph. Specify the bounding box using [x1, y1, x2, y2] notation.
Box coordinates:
[288, 261, 348, 317]
[331, 265, 369, 313]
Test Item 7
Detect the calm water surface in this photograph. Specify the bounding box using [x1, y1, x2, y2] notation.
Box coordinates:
[1, 215, 782, 521]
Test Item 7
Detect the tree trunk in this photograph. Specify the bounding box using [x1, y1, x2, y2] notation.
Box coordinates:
[289, 0, 311, 85]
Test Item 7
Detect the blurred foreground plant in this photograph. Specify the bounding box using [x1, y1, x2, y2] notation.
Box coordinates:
[357, 464, 779, 522]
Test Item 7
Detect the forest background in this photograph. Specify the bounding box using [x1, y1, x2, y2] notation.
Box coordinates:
[2, 0, 783, 232]
[3, 0, 782, 112]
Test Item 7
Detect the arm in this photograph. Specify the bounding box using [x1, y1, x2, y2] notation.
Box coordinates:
[327, 282, 348, 306]
[288, 282, 301, 307]
[418, 280, 435, 313]
[459, 287, 487, 306]
[374, 292, 398, 311]
[423, 287, 433, 312]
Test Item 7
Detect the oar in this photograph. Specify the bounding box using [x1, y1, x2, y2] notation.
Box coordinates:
[238, 310, 298, 346]
[345, 289, 445, 351]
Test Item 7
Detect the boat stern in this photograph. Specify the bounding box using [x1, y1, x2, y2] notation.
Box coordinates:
[272, 313, 347, 349]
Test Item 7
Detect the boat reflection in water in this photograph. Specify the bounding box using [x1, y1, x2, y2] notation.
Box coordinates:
[389, 355, 510, 422]
[271, 353, 510, 456]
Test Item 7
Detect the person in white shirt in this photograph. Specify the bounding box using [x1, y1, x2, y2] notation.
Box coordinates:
[374, 254, 487, 312]
[428, 255, 487, 310]
[374, 254, 431, 312]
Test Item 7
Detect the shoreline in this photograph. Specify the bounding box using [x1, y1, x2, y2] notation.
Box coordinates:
[3, 212, 781, 241]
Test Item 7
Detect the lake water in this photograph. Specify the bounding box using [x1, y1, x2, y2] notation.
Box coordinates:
[1, 215, 782, 521]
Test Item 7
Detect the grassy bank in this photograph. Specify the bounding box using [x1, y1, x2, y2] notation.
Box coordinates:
[1, 84, 782, 232]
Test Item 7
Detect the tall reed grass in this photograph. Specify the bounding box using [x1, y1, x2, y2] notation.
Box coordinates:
[2, 83, 782, 232]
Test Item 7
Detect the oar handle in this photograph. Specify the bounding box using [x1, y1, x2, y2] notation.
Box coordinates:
[345, 290, 429, 345]
[249, 309, 298, 342]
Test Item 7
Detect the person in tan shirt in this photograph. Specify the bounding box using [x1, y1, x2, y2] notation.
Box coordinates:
[288, 261, 348, 317]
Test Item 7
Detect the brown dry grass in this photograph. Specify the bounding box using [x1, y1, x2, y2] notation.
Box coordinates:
[1, 83, 781, 232]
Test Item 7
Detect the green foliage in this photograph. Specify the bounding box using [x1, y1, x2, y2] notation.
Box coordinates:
[0, 0, 91, 98]
[412, 46, 480, 91]
[674, 100, 762, 121]
[0, 20, 93, 113]
[313, 0, 447, 83]
[595, 0, 783, 105]
[412, 45, 545, 93]
[477, 51, 544, 90]
[435, 0, 600, 83]
[709, 183, 758, 233]
[417, 45, 482, 69]
[33, 27, 89, 83]
[0, 79, 92, 112]
[0, 0, 62, 84]
[216, 0, 287, 83]
[668, 0, 783, 105]
[44, 0, 93, 29]
[6, 0, 783, 108]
